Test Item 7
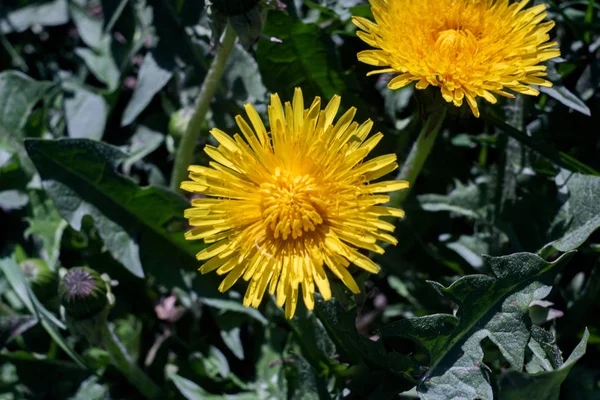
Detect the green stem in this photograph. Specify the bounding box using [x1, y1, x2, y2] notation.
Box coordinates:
[102, 323, 161, 399]
[390, 108, 447, 207]
[169, 24, 237, 191]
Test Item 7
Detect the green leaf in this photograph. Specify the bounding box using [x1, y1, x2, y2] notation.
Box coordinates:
[74, 41, 121, 92]
[121, 51, 174, 126]
[256, 10, 344, 101]
[0, 256, 87, 368]
[315, 299, 415, 383]
[481, 109, 599, 176]
[62, 82, 108, 140]
[0, 315, 38, 346]
[498, 329, 589, 400]
[0, 190, 28, 211]
[286, 305, 337, 375]
[545, 172, 600, 253]
[223, 43, 268, 104]
[539, 85, 591, 117]
[381, 252, 575, 400]
[167, 367, 256, 400]
[0, 71, 52, 137]
[0, 0, 69, 34]
[70, 0, 106, 49]
[114, 315, 143, 364]
[24, 138, 213, 288]
[122, 126, 164, 174]
[285, 355, 331, 400]
[200, 297, 268, 325]
[68, 376, 111, 400]
[419, 178, 492, 220]
[24, 191, 68, 270]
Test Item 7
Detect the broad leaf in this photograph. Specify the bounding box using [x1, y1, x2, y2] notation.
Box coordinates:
[257, 10, 344, 101]
[381, 252, 575, 400]
[316, 299, 415, 383]
[121, 51, 174, 126]
[24, 138, 214, 288]
[0, 0, 68, 34]
[62, 82, 108, 140]
[223, 43, 268, 104]
[0, 71, 52, 137]
[545, 172, 600, 253]
[498, 329, 589, 400]
[74, 41, 121, 92]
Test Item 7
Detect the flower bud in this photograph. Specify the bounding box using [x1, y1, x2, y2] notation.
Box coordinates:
[20, 258, 58, 302]
[168, 108, 193, 138]
[59, 267, 110, 320]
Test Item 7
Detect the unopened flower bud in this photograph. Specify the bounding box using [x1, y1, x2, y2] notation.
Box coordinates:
[20, 258, 58, 301]
[168, 108, 193, 138]
[59, 267, 110, 320]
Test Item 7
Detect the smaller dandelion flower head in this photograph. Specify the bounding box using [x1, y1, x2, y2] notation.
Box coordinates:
[353, 0, 561, 117]
[182, 88, 408, 319]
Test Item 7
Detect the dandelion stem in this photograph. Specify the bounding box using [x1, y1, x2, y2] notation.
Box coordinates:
[391, 107, 447, 207]
[170, 24, 237, 191]
[102, 322, 161, 399]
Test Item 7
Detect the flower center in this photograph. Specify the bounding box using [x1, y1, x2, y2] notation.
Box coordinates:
[435, 29, 477, 59]
[260, 168, 326, 241]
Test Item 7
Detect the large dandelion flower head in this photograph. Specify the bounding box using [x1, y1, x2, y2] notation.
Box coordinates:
[182, 88, 407, 319]
[353, 0, 561, 117]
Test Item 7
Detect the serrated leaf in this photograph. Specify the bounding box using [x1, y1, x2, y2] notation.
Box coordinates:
[0, 71, 52, 137]
[498, 329, 588, 400]
[546, 172, 600, 252]
[24, 138, 215, 288]
[316, 298, 415, 384]
[224, 43, 267, 104]
[24, 191, 68, 270]
[381, 252, 575, 400]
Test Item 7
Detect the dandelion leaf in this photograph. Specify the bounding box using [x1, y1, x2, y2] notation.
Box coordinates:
[381, 252, 581, 400]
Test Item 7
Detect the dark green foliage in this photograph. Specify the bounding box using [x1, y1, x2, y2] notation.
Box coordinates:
[1, 1, 599, 399]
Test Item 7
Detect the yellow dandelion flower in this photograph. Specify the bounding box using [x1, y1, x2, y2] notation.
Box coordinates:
[181, 88, 408, 319]
[353, 0, 561, 117]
